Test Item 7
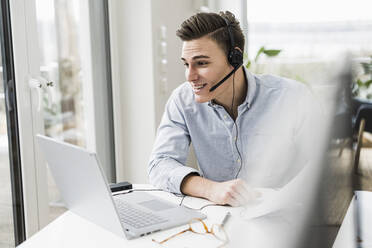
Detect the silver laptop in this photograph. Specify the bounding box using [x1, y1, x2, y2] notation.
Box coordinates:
[36, 134, 205, 239]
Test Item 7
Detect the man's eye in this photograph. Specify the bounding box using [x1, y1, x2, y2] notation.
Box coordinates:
[197, 61, 209, 66]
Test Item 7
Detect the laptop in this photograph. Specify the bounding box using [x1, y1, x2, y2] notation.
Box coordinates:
[36, 134, 205, 239]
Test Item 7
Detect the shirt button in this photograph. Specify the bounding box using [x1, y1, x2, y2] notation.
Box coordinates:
[234, 136, 237, 141]
[224, 115, 227, 119]
[237, 159, 241, 163]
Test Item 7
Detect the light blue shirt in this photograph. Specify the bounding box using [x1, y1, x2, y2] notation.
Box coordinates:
[148, 68, 316, 195]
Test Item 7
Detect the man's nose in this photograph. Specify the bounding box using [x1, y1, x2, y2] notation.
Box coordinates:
[186, 66, 198, 82]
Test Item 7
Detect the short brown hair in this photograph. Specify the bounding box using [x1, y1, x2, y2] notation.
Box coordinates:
[176, 11, 245, 57]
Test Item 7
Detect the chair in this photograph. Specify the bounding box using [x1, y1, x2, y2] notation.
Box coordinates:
[332, 76, 354, 156]
[332, 112, 353, 157]
[353, 103, 372, 174]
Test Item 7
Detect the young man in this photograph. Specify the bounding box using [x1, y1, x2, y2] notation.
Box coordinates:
[148, 11, 315, 207]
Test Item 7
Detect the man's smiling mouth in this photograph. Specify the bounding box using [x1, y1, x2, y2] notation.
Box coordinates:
[192, 83, 207, 90]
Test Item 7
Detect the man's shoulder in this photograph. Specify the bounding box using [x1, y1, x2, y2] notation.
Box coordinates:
[255, 73, 311, 96]
[256, 73, 303, 89]
[170, 82, 194, 102]
[167, 82, 197, 110]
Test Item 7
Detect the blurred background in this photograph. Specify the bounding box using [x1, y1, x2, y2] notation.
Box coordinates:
[1, 0, 372, 247]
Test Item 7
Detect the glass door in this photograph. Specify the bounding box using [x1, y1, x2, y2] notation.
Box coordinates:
[0, 0, 26, 246]
[35, 0, 89, 223]
[9, 0, 114, 238]
[0, 30, 15, 248]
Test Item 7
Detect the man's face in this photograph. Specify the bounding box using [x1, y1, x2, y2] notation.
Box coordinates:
[181, 36, 233, 103]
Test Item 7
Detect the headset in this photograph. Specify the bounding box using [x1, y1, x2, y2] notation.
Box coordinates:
[209, 16, 244, 92]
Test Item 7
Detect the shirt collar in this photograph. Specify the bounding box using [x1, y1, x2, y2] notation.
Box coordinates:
[208, 66, 258, 109]
[242, 66, 257, 109]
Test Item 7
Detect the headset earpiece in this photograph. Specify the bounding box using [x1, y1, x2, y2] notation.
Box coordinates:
[228, 48, 243, 68]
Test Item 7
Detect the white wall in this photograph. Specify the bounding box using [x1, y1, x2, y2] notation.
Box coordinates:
[151, 1, 205, 126]
[109, 0, 156, 183]
[109, 0, 243, 183]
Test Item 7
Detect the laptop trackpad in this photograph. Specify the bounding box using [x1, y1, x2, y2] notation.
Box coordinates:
[138, 200, 175, 211]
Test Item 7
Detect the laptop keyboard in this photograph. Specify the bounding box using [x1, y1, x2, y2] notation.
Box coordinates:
[114, 199, 168, 229]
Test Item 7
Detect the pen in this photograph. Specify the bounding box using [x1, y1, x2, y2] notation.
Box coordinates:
[221, 212, 231, 227]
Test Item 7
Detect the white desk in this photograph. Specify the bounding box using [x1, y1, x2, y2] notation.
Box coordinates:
[17, 185, 308, 248]
[333, 191, 372, 248]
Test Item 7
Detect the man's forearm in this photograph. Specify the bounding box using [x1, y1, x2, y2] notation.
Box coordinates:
[180, 174, 260, 207]
[180, 174, 215, 200]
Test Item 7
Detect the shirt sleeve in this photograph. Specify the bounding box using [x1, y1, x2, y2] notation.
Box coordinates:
[148, 92, 200, 195]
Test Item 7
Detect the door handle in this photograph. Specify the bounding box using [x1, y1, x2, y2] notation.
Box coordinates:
[28, 76, 54, 111]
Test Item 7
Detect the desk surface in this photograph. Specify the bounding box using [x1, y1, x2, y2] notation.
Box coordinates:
[18, 185, 233, 248]
[332, 191, 372, 248]
[17, 184, 311, 248]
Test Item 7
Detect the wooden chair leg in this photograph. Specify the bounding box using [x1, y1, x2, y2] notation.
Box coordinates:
[338, 138, 351, 157]
[354, 118, 366, 174]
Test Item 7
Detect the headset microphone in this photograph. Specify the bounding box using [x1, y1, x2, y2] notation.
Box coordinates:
[209, 62, 242, 92]
[209, 16, 243, 92]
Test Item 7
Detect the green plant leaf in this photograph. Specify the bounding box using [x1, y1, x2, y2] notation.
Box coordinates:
[263, 49, 281, 57]
[254, 46, 265, 62]
[364, 79, 372, 88]
[357, 79, 364, 87]
[245, 60, 251, 69]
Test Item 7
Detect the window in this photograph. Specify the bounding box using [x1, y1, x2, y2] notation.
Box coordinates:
[246, 0, 372, 86]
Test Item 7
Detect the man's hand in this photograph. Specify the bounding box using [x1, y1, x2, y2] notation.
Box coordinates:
[181, 175, 260, 207]
[206, 179, 260, 207]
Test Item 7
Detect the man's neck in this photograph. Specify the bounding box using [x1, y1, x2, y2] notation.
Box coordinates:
[214, 67, 247, 120]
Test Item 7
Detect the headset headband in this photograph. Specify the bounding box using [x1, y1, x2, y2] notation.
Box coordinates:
[220, 16, 235, 52]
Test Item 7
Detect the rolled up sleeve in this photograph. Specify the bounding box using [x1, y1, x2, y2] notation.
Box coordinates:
[148, 93, 200, 194]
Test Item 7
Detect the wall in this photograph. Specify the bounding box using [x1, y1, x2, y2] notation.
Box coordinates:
[109, 0, 156, 183]
[151, 1, 203, 126]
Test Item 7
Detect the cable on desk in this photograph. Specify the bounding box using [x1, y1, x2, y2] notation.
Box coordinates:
[114, 189, 226, 210]
[114, 189, 185, 201]
[179, 195, 186, 206]
[188, 203, 226, 210]
[198, 203, 227, 210]
[113, 188, 165, 196]
[178, 195, 227, 210]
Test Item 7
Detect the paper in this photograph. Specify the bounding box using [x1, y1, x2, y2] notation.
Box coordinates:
[240, 188, 283, 219]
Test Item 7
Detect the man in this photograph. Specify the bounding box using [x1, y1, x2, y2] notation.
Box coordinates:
[148, 11, 316, 207]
